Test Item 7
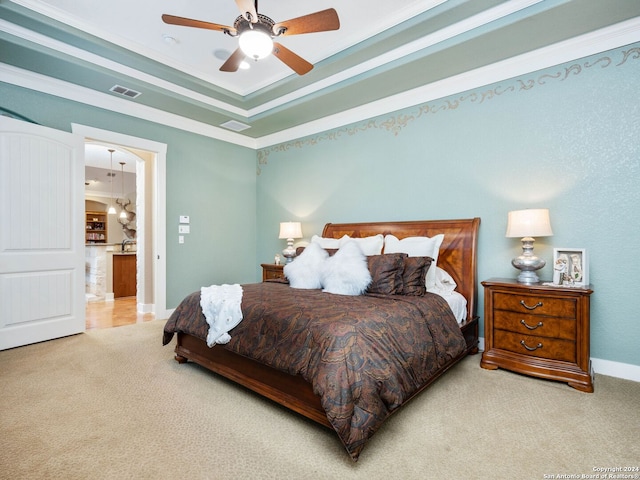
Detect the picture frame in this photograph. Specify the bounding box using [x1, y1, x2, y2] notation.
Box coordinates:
[552, 248, 588, 287]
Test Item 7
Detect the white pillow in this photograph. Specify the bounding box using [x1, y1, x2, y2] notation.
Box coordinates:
[383, 234, 444, 290]
[321, 241, 371, 295]
[310, 234, 348, 249]
[432, 267, 457, 294]
[343, 234, 384, 255]
[283, 242, 329, 289]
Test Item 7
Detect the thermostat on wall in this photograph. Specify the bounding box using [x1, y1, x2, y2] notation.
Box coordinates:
[179, 215, 190, 224]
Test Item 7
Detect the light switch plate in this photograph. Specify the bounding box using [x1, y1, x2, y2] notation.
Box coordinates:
[178, 235, 184, 244]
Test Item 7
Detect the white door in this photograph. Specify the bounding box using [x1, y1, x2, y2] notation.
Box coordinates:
[0, 116, 85, 350]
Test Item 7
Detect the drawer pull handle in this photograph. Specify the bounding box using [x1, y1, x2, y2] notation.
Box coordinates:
[520, 300, 543, 310]
[520, 340, 543, 351]
[520, 319, 543, 330]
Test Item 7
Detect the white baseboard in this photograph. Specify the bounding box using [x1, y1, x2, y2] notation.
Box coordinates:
[591, 358, 640, 383]
[138, 303, 154, 314]
[477, 337, 639, 383]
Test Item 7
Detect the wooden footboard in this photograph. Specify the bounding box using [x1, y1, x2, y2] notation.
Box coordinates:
[174, 314, 478, 429]
[175, 331, 331, 428]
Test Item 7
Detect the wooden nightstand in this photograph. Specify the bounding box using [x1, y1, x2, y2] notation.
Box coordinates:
[261, 263, 285, 282]
[480, 278, 594, 392]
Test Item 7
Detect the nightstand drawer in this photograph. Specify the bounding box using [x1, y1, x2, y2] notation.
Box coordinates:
[493, 311, 576, 341]
[494, 330, 576, 363]
[494, 292, 576, 318]
[264, 269, 284, 281]
[261, 263, 285, 282]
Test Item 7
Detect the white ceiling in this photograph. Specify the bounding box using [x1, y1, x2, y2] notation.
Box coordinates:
[12, 0, 440, 96]
[84, 143, 138, 173]
[84, 143, 138, 197]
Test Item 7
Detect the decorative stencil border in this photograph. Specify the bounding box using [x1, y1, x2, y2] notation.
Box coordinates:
[257, 46, 640, 175]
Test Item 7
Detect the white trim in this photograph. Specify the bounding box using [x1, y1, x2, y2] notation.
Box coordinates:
[0, 18, 246, 116]
[249, 0, 542, 116]
[1, 0, 540, 108]
[257, 16, 640, 148]
[3, 17, 639, 150]
[72, 124, 170, 320]
[591, 358, 640, 383]
[0, 63, 256, 149]
[138, 303, 154, 314]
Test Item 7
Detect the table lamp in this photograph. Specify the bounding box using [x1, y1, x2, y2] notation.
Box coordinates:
[506, 209, 553, 283]
[279, 222, 303, 263]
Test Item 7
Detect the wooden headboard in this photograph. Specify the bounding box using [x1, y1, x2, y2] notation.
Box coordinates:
[322, 218, 481, 321]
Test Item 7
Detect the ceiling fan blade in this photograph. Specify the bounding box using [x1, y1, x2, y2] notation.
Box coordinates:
[162, 14, 236, 35]
[273, 8, 340, 36]
[220, 48, 246, 72]
[272, 42, 313, 75]
[235, 0, 258, 23]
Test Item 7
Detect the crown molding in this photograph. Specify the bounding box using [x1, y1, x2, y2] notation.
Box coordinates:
[1, 0, 539, 117]
[0, 63, 257, 149]
[256, 16, 640, 148]
[3, 16, 639, 150]
[248, 0, 542, 117]
[0, 18, 247, 117]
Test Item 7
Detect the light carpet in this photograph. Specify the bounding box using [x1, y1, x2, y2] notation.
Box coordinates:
[1, 320, 638, 480]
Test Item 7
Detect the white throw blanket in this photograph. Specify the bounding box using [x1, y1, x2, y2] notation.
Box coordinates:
[200, 284, 243, 347]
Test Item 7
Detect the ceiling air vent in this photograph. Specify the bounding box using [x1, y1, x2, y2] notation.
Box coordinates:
[220, 120, 251, 132]
[109, 85, 142, 99]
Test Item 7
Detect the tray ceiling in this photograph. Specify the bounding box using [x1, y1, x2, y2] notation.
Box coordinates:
[2, 0, 640, 147]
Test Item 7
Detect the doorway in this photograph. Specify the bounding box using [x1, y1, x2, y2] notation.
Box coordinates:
[85, 297, 154, 329]
[73, 124, 168, 320]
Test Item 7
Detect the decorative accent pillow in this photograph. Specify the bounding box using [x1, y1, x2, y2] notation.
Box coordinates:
[321, 241, 371, 295]
[401, 256, 432, 296]
[283, 242, 329, 289]
[383, 234, 444, 290]
[310, 234, 348, 249]
[366, 253, 407, 295]
[343, 234, 384, 256]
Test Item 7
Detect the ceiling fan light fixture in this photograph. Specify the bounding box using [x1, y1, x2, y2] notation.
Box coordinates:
[238, 28, 273, 60]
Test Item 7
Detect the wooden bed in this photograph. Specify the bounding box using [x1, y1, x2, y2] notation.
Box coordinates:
[167, 218, 480, 456]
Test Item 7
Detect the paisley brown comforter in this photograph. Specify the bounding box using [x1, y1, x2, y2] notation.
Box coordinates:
[163, 282, 466, 460]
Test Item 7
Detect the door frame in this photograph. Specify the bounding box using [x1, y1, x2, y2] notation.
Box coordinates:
[72, 124, 168, 319]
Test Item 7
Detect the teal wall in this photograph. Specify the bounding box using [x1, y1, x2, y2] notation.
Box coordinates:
[256, 43, 640, 367]
[2, 42, 638, 367]
[0, 83, 257, 308]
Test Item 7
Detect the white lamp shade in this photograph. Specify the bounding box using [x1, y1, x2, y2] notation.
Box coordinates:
[279, 222, 302, 239]
[506, 209, 553, 238]
[239, 29, 273, 60]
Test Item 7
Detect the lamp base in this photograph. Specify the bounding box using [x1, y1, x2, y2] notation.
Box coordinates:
[282, 239, 296, 264]
[512, 236, 545, 284]
[515, 270, 541, 284]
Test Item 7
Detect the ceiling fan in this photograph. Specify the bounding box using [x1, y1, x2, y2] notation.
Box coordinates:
[162, 0, 340, 75]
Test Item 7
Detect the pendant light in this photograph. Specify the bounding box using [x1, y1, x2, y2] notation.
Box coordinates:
[119, 161, 127, 219]
[107, 149, 117, 215]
